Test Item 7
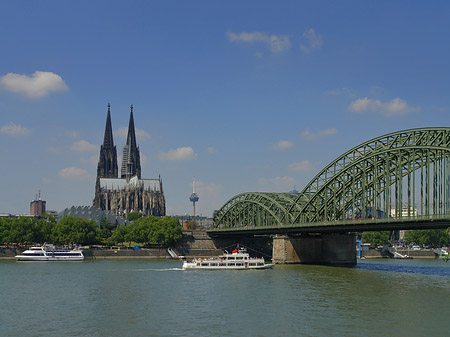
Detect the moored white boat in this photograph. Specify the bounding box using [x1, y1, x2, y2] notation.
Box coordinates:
[182, 248, 274, 270]
[434, 248, 449, 259]
[15, 245, 84, 261]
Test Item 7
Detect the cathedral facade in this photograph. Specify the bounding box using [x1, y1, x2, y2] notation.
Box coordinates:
[93, 104, 166, 217]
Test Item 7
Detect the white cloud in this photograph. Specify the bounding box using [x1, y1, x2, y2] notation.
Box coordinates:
[227, 31, 291, 53]
[288, 160, 320, 172]
[271, 140, 293, 151]
[116, 126, 151, 141]
[116, 127, 128, 139]
[1, 123, 30, 136]
[300, 28, 323, 53]
[190, 180, 223, 216]
[302, 128, 338, 141]
[80, 155, 99, 168]
[349, 97, 420, 117]
[0, 71, 68, 98]
[59, 166, 89, 180]
[140, 152, 148, 167]
[207, 146, 217, 154]
[194, 180, 222, 197]
[71, 140, 98, 152]
[158, 147, 197, 161]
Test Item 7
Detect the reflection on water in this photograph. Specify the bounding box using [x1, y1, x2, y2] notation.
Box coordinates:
[0, 258, 449, 337]
[357, 259, 450, 276]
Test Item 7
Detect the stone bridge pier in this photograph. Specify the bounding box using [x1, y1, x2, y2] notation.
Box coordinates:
[272, 233, 356, 266]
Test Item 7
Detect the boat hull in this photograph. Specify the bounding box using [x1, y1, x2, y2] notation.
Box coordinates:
[182, 262, 274, 270]
[182, 248, 274, 270]
[15, 255, 84, 261]
[15, 245, 84, 261]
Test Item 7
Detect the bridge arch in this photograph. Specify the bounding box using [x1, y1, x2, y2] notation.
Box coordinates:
[213, 128, 450, 229]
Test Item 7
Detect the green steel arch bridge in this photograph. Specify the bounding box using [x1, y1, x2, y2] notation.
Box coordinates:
[211, 127, 450, 236]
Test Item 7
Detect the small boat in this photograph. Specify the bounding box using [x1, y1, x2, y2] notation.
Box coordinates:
[434, 248, 449, 259]
[182, 248, 274, 270]
[393, 251, 412, 259]
[15, 245, 84, 261]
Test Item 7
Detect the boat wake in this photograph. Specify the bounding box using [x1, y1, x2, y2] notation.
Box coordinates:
[135, 268, 183, 272]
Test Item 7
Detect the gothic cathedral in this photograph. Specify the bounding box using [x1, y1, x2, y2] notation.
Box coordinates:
[93, 104, 166, 217]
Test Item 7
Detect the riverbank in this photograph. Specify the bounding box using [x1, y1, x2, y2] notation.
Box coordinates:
[0, 247, 175, 260]
[2, 247, 440, 260]
[362, 249, 437, 259]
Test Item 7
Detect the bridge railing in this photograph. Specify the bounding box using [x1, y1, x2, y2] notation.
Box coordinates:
[211, 214, 450, 233]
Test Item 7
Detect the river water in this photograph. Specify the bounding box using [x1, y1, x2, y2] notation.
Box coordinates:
[1, 258, 449, 337]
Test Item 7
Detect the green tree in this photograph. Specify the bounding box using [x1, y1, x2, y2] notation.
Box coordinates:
[185, 220, 197, 230]
[34, 217, 55, 243]
[126, 216, 183, 246]
[404, 229, 450, 247]
[109, 225, 131, 245]
[159, 217, 183, 246]
[127, 212, 142, 221]
[99, 217, 116, 241]
[362, 231, 391, 246]
[4, 217, 35, 243]
[54, 216, 101, 245]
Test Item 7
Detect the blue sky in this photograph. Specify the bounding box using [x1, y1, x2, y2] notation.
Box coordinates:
[1, 1, 450, 217]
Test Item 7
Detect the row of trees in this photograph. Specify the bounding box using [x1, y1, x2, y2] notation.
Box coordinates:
[362, 229, 450, 247]
[0, 214, 183, 247]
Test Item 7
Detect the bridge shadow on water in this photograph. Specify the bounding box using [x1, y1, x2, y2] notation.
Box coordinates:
[356, 260, 450, 277]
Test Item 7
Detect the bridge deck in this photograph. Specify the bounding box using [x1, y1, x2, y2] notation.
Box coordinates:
[208, 215, 450, 237]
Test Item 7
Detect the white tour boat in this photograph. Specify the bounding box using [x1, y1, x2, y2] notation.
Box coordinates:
[182, 248, 274, 270]
[15, 245, 84, 261]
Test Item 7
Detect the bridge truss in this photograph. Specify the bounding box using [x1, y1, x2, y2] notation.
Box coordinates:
[213, 128, 450, 229]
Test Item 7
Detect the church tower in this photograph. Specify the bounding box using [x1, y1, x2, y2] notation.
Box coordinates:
[97, 103, 118, 178]
[94, 103, 118, 209]
[121, 105, 141, 180]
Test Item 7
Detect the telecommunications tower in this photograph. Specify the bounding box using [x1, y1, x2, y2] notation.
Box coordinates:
[189, 177, 199, 217]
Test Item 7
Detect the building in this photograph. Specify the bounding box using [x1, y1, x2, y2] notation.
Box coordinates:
[59, 206, 130, 227]
[176, 215, 213, 229]
[390, 207, 418, 217]
[30, 191, 46, 216]
[93, 104, 166, 217]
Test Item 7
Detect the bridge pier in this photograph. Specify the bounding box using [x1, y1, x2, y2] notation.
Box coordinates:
[272, 233, 356, 266]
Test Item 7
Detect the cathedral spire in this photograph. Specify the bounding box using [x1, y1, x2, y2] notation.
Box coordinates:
[121, 104, 141, 179]
[126, 104, 137, 148]
[96, 103, 118, 179]
[103, 103, 115, 148]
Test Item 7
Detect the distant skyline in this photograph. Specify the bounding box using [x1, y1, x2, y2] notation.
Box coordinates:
[1, 1, 450, 216]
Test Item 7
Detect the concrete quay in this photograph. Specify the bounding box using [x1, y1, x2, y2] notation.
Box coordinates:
[362, 248, 436, 259]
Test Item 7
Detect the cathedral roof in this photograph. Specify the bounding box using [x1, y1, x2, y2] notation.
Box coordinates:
[99, 177, 161, 191]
